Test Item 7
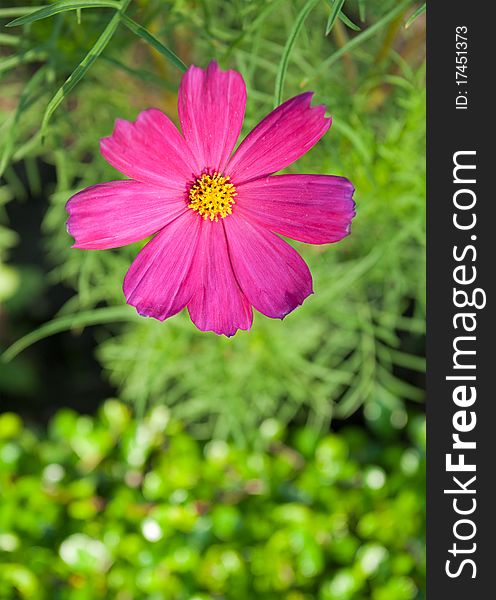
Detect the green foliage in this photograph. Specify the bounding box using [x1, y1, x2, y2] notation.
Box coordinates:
[6, 2, 122, 28]
[405, 4, 425, 29]
[0, 401, 425, 599]
[273, 0, 319, 107]
[325, 1, 347, 36]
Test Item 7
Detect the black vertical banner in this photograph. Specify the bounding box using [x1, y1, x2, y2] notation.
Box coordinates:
[427, 1, 495, 596]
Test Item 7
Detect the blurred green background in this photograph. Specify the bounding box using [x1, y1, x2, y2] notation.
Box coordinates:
[0, 0, 425, 598]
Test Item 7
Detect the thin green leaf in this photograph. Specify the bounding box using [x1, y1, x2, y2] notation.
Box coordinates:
[325, 0, 346, 35]
[274, 0, 319, 107]
[0, 49, 47, 74]
[338, 10, 361, 31]
[0, 7, 42, 18]
[121, 15, 187, 72]
[405, 3, 425, 28]
[358, 0, 366, 22]
[388, 349, 426, 372]
[0, 33, 21, 46]
[379, 365, 425, 402]
[6, 0, 120, 27]
[2, 306, 138, 363]
[40, 0, 131, 135]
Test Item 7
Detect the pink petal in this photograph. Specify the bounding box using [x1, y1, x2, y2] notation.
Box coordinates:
[100, 109, 196, 188]
[224, 213, 313, 319]
[227, 93, 331, 184]
[236, 174, 355, 244]
[66, 180, 186, 250]
[187, 221, 252, 336]
[178, 61, 246, 174]
[124, 211, 201, 321]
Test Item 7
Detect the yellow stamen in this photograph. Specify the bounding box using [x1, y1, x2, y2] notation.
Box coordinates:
[188, 172, 237, 222]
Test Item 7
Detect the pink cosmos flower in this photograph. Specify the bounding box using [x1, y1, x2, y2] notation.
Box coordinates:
[66, 61, 355, 336]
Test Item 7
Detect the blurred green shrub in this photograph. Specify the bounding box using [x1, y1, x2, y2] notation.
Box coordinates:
[0, 400, 425, 599]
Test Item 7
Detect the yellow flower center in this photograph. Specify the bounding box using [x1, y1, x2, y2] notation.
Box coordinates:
[188, 172, 237, 222]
